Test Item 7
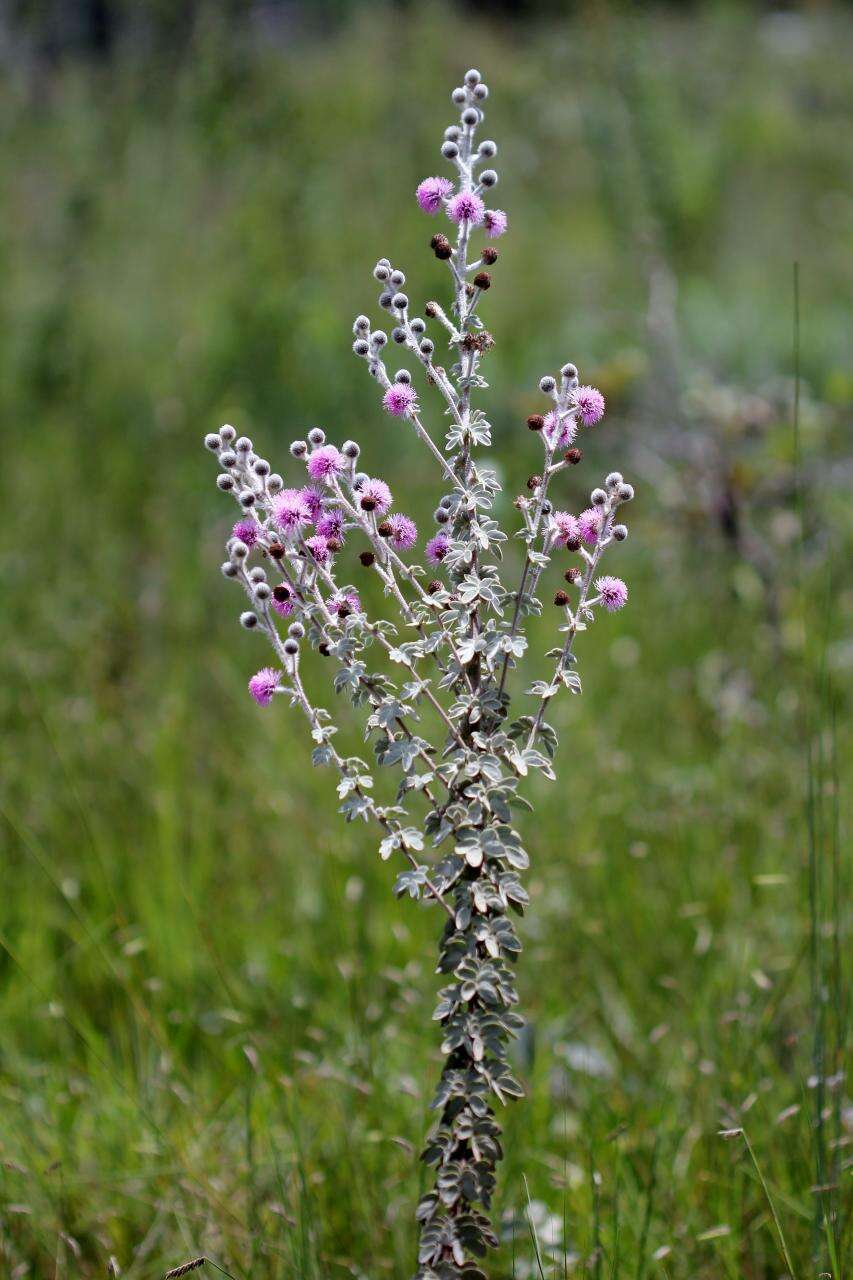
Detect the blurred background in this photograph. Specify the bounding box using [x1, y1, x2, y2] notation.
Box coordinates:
[0, 1, 850, 1277]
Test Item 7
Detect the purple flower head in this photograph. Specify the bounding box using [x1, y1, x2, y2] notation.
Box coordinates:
[272, 488, 313, 535]
[232, 519, 260, 548]
[271, 592, 294, 618]
[249, 667, 281, 707]
[388, 512, 418, 551]
[574, 385, 606, 427]
[596, 575, 628, 612]
[578, 507, 603, 546]
[330, 590, 361, 618]
[316, 509, 345, 541]
[543, 409, 578, 451]
[552, 511, 581, 547]
[416, 176, 454, 214]
[305, 534, 330, 565]
[299, 485, 325, 521]
[425, 533, 450, 564]
[306, 444, 345, 483]
[358, 477, 393, 514]
[383, 381, 418, 418]
[447, 192, 485, 227]
[484, 208, 507, 238]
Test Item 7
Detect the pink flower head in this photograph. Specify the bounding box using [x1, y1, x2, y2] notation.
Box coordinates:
[543, 409, 578, 451]
[578, 507, 603, 546]
[305, 534, 330, 564]
[574, 385, 605, 426]
[299, 485, 325, 521]
[306, 444, 345, 482]
[358, 477, 393, 514]
[316, 510, 345, 541]
[232, 519, 260, 548]
[330, 590, 361, 618]
[387, 512, 418, 551]
[249, 667, 281, 707]
[484, 208, 507, 238]
[447, 192, 485, 227]
[552, 511, 581, 547]
[271, 590, 294, 618]
[596, 575, 628, 612]
[272, 488, 313, 535]
[383, 381, 418, 418]
[425, 533, 450, 564]
[416, 176, 453, 214]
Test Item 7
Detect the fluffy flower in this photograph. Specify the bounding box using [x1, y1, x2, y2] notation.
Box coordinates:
[551, 511, 581, 547]
[596, 575, 628, 612]
[299, 486, 325, 521]
[387, 513, 418, 551]
[330, 590, 360, 617]
[316, 510, 345, 541]
[578, 507, 603, 545]
[574, 385, 605, 426]
[271, 592, 294, 618]
[232, 519, 260, 548]
[484, 208, 507, 238]
[272, 488, 313, 534]
[425, 533, 450, 563]
[543, 409, 578, 450]
[305, 534, 330, 564]
[383, 382, 418, 417]
[416, 176, 453, 214]
[447, 192, 485, 226]
[248, 667, 281, 706]
[306, 444, 345, 482]
[358, 478, 393, 514]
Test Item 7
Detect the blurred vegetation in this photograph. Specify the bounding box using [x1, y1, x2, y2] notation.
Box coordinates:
[0, 2, 850, 1277]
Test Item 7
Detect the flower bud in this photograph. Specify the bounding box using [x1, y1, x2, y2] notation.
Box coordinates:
[373, 263, 390, 281]
[526, 474, 542, 490]
[378, 290, 393, 309]
[539, 375, 556, 394]
[283, 637, 299, 656]
[392, 292, 408, 311]
[473, 83, 488, 101]
[451, 87, 467, 105]
[391, 327, 406, 344]
[290, 440, 308, 457]
[591, 488, 607, 506]
[478, 139, 497, 158]
[204, 432, 222, 451]
[565, 567, 582, 584]
[431, 235, 452, 260]
[427, 579, 443, 594]
[268, 473, 283, 494]
[377, 519, 392, 537]
[353, 472, 369, 489]
[371, 330, 388, 348]
[219, 424, 236, 444]
[240, 611, 258, 629]
[461, 107, 479, 126]
[235, 436, 252, 453]
[254, 582, 271, 601]
[307, 427, 325, 446]
[239, 490, 256, 508]
[464, 68, 481, 86]
[561, 362, 578, 381]
[359, 551, 375, 567]
[272, 584, 291, 603]
[267, 541, 284, 558]
[612, 524, 628, 541]
[231, 540, 249, 560]
[353, 338, 370, 356]
[410, 317, 426, 335]
[288, 621, 305, 639]
[554, 589, 570, 607]
[473, 271, 491, 290]
[394, 369, 412, 384]
[221, 561, 238, 578]
[420, 338, 434, 356]
[353, 315, 370, 333]
[617, 483, 635, 502]
[389, 270, 406, 287]
[217, 474, 235, 491]
[253, 458, 270, 477]
[342, 440, 360, 459]
[220, 450, 237, 468]
[606, 471, 623, 490]
[444, 125, 461, 142]
[480, 169, 498, 187]
[566, 534, 581, 552]
[439, 494, 454, 509]
[564, 447, 582, 465]
[541, 499, 553, 515]
[441, 140, 459, 160]
[434, 507, 450, 524]
[527, 414, 545, 431]
[249, 566, 267, 583]
[481, 247, 498, 265]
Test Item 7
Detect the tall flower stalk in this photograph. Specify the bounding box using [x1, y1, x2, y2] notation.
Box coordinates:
[203, 67, 633, 1280]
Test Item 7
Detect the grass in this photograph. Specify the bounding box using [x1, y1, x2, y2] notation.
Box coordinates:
[0, 3, 850, 1277]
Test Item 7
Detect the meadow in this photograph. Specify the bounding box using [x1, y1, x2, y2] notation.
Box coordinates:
[0, 4, 850, 1276]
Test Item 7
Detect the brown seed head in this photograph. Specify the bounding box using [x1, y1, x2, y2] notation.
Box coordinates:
[473, 271, 491, 290]
[272, 585, 291, 603]
[564, 447, 583, 465]
[527, 414, 545, 431]
[425, 301, 438, 317]
[359, 550, 375, 567]
[482, 247, 498, 265]
[360, 496, 377, 512]
[267, 541, 285, 559]
[318, 641, 330, 657]
[427, 579, 443, 594]
[526, 474, 542, 491]
[377, 519, 392, 537]
[564, 567, 581, 584]
[554, 589, 570, 607]
[566, 535, 581, 552]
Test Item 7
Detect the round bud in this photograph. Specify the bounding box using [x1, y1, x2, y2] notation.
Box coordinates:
[410, 317, 426, 335]
[420, 338, 434, 356]
[283, 637, 299, 656]
[439, 495, 454, 509]
[391, 292, 408, 311]
[272, 585, 291, 603]
[539, 375, 556, 394]
[359, 551, 375, 567]
[473, 83, 488, 101]
[353, 472, 369, 489]
[394, 369, 412, 384]
[217, 474, 235, 491]
[427, 579, 443, 594]
[268, 473, 283, 494]
[561, 362, 578, 381]
[220, 450, 237, 468]
[378, 290, 393, 309]
[371, 330, 388, 348]
[360, 496, 376, 512]
[290, 440, 308, 457]
[307, 427, 325, 446]
[373, 263, 390, 281]
[249, 566, 266, 583]
[221, 561, 238, 578]
[612, 524, 628, 541]
[353, 338, 370, 356]
[342, 440, 360, 459]
[424, 301, 438, 317]
[253, 458, 270, 477]
[353, 314, 370, 333]
[432, 237, 452, 260]
[464, 68, 481, 86]
[434, 507, 450, 524]
[441, 140, 459, 160]
[480, 169, 498, 187]
[478, 140, 497, 158]
[451, 87, 467, 105]
[618, 483, 635, 502]
[389, 270, 405, 287]
[240, 611, 258, 629]
[285, 624, 303, 643]
[219, 424, 236, 444]
[239, 490, 256, 508]
[566, 535, 581, 552]
[565, 567, 581, 584]
[591, 488, 607, 506]
[391, 327, 406, 344]
[461, 107, 479, 127]
[267, 541, 285, 558]
[541, 499, 553, 516]
[377, 519, 392, 537]
[231, 539, 249, 560]
[564, 447, 583, 465]
[554, 589, 570, 607]
[444, 125, 461, 142]
[481, 247, 498, 265]
[204, 432, 222, 451]
[526, 474, 542, 491]
[254, 582, 271, 602]
[527, 414, 545, 431]
[606, 471, 623, 490]
[473, 271, 491, 290]
[235, 436, 252, 453]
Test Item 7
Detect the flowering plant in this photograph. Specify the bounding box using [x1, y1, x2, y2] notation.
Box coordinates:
[204, 66, 632, 1280]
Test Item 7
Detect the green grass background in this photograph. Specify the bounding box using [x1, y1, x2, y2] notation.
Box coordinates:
[0, 3, 850, 1276]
